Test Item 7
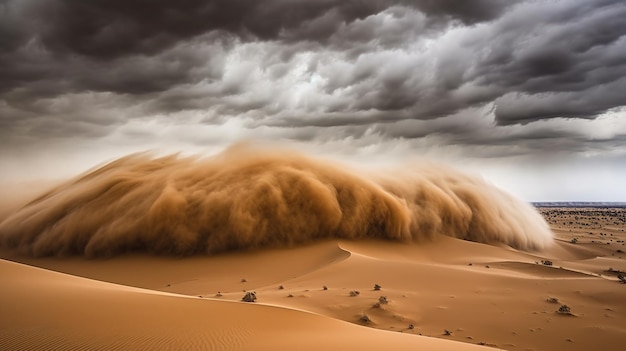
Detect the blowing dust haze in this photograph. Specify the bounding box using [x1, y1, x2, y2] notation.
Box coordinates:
[0, 143, 553, 257]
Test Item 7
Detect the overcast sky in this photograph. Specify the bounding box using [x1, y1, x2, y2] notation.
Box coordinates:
[1, 0, 626, 201]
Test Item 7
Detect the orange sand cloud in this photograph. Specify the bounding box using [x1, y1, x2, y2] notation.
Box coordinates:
[0, 143, 551, 257]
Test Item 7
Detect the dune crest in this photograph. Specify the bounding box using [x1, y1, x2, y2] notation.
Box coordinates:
[0, 143, 552, 257]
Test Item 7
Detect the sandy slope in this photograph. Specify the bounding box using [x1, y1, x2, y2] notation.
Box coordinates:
[0, 259, 489, 351]
[1, 208, 625, 350]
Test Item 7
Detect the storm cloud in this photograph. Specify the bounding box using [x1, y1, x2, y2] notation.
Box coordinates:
[1, 0, 626, 200]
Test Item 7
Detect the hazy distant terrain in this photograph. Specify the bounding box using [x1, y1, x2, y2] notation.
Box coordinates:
[534, 202, 626, 208]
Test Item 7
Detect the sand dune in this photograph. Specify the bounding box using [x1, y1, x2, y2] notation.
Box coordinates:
[3, 217, 625, 350]
[0, 258, 491, 351]
[0, 150, 624, 350]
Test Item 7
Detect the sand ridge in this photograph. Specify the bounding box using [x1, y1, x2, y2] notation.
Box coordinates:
[0, 258, 492, 351]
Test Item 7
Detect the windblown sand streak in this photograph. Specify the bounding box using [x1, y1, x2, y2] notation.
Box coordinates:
[0, 143, 552, 257]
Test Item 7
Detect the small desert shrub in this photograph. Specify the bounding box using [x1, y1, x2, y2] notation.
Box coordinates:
[408, 324, 415, 330]
[541, 260, 553, 266]
[278, 285, 284, 290]
[570, 238, 578, 244]
[287, 294, 294, 298]
[557, 305, 572, 315]
[444, 329, 452, 336]
[323, 285, 328, 290]
[359, 314, 371, 323]
[241, 291, 257, 302]
[373, 284, 382, 291]
[349, 290, 360, 297]
[215, 291, 223, 297]
[241, 278, 247, 283]
[378, 296, 389, 305]
[546, 297, 559, 303]
[618, 274, 626, 284]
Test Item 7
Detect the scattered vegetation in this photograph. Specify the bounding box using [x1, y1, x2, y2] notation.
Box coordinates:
[546, 297, 559, 304]
[373, 296, 389, 308]
[557, 305, 572, 315]
[618, 274, 626, 284]
[349, 290, 360, 297]
[241, 291, 257, 302]
[241, 278, 247, 283]
[606, 267, 625, 275]
[215, 291, 223, 297]
[408, 324, 415, 330]
[323, 285, 328, 291]
[287, 294, 294, 298]
[359, 314, 371, 323]
[541, 260, 553, 266]
[444, 329, 452, 336]
[570, 238, 578, 244]
[373, 284, 382, 291]
[278, 285, 284, 290]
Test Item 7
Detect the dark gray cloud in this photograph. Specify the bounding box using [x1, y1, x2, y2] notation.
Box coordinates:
[1, 0, 625, 158]
[3, 0, 395, 59]
[412, 0, 521, 24]
[0, 0, 510, 93]
[2, 0, 517, 57]
[494, 77, 626, 125]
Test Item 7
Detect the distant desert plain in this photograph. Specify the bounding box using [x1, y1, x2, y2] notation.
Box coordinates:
[1, 149, 625, 351]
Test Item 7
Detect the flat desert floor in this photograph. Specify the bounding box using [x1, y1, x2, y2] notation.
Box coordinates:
[1, 207, 625, 350]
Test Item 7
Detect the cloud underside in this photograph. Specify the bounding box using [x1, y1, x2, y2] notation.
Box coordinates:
[1, 0, 625, 157]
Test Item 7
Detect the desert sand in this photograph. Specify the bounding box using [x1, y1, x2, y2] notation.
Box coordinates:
[0, 149, 624, 350]
[1, 207, 624, 350]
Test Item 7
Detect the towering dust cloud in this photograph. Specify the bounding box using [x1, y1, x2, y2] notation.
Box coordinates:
[0, 144, 552, 257]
